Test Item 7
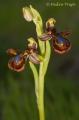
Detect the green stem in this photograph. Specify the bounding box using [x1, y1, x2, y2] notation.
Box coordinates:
[29, 62, 39, 101]
[38, 62, 45, 120]
[43, 41, 51, 76]
[37, 41, 51, 120]
[29, 62, 45, 120]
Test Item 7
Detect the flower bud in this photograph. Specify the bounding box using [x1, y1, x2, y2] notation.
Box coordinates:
[22, 7, 33, 22]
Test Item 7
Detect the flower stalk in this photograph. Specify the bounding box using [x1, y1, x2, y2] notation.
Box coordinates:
[23, 5, 51, 120]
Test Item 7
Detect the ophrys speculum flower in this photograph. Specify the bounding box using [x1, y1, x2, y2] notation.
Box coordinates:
[7, 38, 43, 72]
[39, 18, 71, 54]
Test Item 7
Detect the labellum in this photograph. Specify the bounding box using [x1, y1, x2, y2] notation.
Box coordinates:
[52, 35, 71, 54]
[8, 55, 25, 72]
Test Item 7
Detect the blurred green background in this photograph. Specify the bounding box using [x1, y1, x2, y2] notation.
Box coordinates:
[0, 0, 79, 120]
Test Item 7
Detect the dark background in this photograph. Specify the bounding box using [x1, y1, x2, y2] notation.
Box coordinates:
[0, 0, 79, 120]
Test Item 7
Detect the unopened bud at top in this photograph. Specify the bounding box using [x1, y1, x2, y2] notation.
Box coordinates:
[22, 7, 33, 22]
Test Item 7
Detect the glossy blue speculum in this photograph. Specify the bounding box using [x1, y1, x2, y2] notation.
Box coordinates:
[14, 55, 21, 64]
[57, 35, 66, 44]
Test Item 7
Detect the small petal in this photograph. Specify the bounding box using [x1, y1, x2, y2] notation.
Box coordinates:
[6, 49, 18, 56]
[59, 31, 71, 37]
